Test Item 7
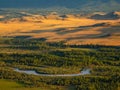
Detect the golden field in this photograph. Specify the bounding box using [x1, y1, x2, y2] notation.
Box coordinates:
[0, 17, 120, 46]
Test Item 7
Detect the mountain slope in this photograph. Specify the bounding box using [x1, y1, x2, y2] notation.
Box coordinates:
[0, 0, 120, 12]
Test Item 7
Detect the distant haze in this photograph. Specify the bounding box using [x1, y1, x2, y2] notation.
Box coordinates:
[0, 0, 120, 12]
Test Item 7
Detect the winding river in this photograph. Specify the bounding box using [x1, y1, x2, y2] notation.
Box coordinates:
[14, 68, 90, 77]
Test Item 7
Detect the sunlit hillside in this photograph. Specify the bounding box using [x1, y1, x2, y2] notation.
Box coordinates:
[0, 13, 120, 46]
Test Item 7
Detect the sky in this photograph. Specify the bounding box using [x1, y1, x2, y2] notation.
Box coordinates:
[0, 0, 84, 8]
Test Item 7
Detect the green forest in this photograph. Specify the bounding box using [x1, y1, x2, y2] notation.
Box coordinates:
[0, 37, 120, 90]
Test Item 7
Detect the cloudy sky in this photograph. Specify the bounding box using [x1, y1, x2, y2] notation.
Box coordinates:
[0, 0, 82, 8]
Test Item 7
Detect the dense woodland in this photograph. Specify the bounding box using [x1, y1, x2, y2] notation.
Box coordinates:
[0, 37, 120, 90]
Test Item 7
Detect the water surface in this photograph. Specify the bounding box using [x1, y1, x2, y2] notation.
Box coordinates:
[14, 68, 90, 77]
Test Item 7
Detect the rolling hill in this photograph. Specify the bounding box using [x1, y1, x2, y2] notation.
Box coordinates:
[0, 11, 120, 46]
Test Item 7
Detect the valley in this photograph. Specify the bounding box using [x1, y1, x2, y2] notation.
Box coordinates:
[0, 9, 120, 90]
[0, 37, 120, 90]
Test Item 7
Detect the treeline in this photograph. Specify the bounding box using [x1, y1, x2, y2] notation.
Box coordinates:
[0, 38, 120, 90]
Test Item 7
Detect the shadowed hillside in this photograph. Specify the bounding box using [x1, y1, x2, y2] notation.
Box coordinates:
[91, 11, 120, 20]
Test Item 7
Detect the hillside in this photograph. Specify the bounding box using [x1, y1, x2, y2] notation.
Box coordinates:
[0, 11, 120, 46]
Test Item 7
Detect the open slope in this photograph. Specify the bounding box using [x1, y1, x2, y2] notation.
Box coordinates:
[0, 15, 120, 46]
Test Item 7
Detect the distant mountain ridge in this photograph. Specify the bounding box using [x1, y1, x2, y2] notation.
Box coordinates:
[0, 0, 120, 12]
[1, 10, 120, 23]
[90, 11, 120, 20]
